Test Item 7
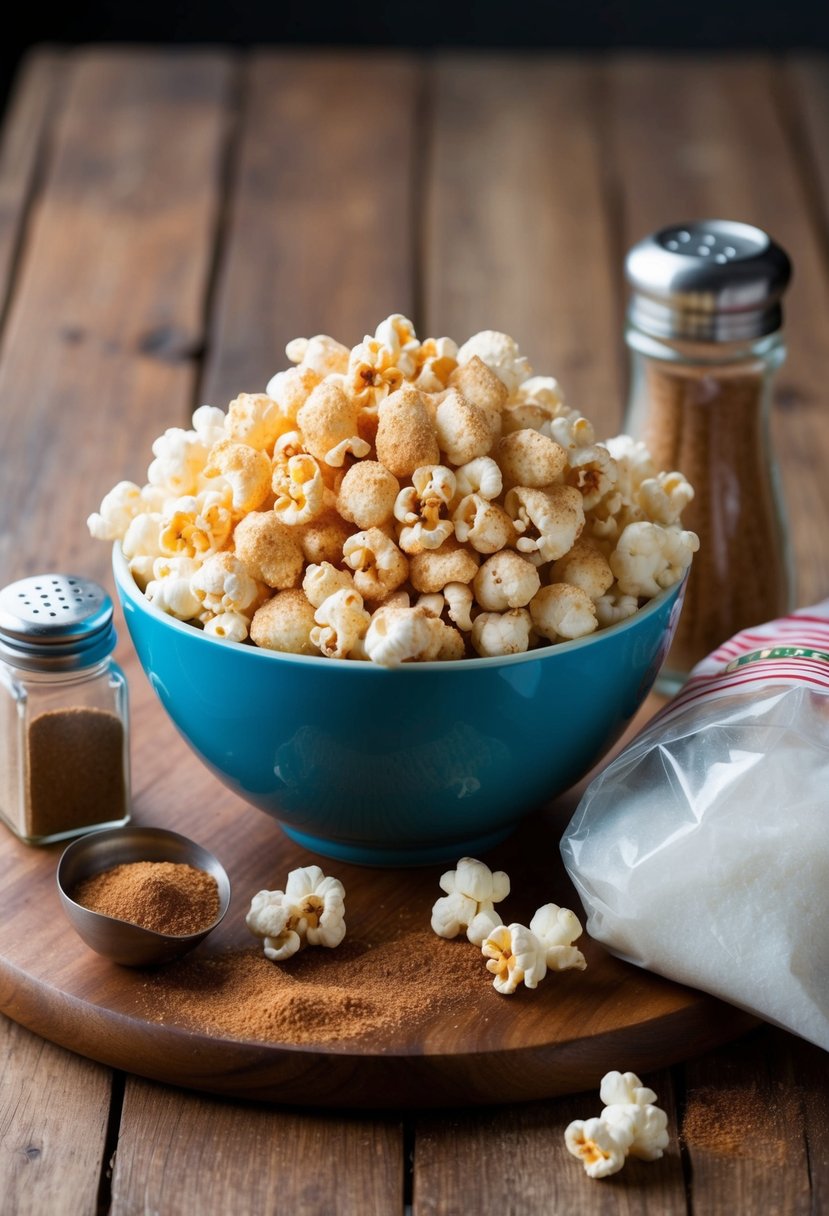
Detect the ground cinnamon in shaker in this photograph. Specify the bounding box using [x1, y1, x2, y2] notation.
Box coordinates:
[26, 706, 127, 838]
[641, 359, 791, 674]
[623, 221, 793, 681]
[73, 861, 220, 936]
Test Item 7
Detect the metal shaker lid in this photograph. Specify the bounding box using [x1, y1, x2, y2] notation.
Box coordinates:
[625, 220, 791, 342]
[0, 574, 116, 671]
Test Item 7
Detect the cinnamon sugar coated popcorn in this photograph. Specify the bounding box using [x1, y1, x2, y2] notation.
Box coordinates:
[90, 317, 698, 666]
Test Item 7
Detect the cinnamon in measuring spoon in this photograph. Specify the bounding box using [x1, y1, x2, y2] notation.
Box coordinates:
[72, 860, 220, 936]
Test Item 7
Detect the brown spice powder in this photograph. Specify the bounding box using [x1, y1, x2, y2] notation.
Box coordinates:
[642, 360, 790, 673]
[140, 929, 491, 1045]
[73, 861, 220, 936]
[26, 706, 127, 837]
[681, 1084, 790, 1165]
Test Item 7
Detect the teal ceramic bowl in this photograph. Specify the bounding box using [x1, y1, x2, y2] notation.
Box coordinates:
[113, 546, 685, 866]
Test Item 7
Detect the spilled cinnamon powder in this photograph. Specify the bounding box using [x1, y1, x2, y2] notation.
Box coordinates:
[140, 928, 491, 1045]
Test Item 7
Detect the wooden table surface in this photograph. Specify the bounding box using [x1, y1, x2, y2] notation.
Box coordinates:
[1, 44, 828, 1215]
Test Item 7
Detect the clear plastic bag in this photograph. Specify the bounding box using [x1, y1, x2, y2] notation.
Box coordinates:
[560, 602, 829, 1051]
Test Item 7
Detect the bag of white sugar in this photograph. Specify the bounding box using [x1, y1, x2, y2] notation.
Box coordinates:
[560, 601, 829, 1052]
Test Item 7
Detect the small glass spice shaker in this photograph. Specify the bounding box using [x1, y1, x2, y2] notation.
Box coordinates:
[0, 574, 130, 845]
[622, 219, 795, 691]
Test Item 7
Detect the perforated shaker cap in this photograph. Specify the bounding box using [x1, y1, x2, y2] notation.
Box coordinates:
[0, 574, 116, 672]
[625, 220, 791, 342]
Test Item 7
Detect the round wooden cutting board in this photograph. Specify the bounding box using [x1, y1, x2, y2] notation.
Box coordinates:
[0, 680, 755, 1110]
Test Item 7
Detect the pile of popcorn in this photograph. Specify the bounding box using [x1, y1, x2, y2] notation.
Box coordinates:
[89, 317, 699, 665]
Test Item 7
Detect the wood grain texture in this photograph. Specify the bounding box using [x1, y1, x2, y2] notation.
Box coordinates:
[680, 1028, 815, 1215]
[0, 1014, 112, 1216]
[424, 55, 623, 437]
[785, 56, 829, 242]
[200, 50, 421, 409]
[111, 1078, 404, 1216]
[0, 47, 235, 588]
[414, 1070, 686, 1215]
[0, 51, 64, 327]
[604, 54, 829, 606]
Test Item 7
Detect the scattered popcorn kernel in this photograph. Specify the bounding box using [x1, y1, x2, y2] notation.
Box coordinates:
[564, 1117, 632, 1179]
[233, 510, 304, 590]
[481, 922, 547, 993]
[565, 1070, 670, 1180]
[431, 857, 510, 945]
[249, 588, 318, 655]
[529, 903, 587, 971]
[246, 867, 347, 959]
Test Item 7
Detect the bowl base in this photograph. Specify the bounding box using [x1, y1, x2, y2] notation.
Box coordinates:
[279, 823, 515, 868]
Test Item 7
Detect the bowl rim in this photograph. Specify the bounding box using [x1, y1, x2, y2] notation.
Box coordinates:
[112, 542, 685, 674]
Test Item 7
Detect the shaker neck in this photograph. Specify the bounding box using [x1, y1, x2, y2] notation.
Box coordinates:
[625, 322, 787, 370]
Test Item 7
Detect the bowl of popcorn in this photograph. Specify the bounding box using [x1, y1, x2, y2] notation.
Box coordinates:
[97, 318, 697, 865]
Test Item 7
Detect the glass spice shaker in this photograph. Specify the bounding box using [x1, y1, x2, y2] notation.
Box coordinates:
[0, 574, 130, 845]
[622, 219, 795, 692]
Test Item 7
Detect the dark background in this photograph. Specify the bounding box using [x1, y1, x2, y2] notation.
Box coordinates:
[3, 0, 829, 113]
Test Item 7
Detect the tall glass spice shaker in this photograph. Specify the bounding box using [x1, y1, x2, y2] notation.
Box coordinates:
[623, 220, 794, 691]
[0, 574, 130, 844]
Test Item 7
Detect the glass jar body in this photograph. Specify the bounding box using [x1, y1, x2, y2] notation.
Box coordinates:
[623, 327, 795, 690]
[0, 657, 130, 845]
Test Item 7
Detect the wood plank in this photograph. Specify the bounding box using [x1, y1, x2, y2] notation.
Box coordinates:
[788, 1032, 829, 1212]
[200, 49, 420, 410]
[0, 50, 64, 326]
[785, 55, 829, 242]
[605, 54, 829, 607]
[0, 47, 235, 589]
[679, 1028, 813, 1215]
[413, 1070, 686, 1215]
[111, 1077, 404, 1216]
[424, 55, 623, 438]
[0, 1014, 111, 1216]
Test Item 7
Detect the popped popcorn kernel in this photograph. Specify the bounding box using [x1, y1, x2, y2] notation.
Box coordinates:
[431, 857, 509, 946]
[249, 588, 318, 655]
[565, 1071, 670, 1179]
[246, 865, 346, 961]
